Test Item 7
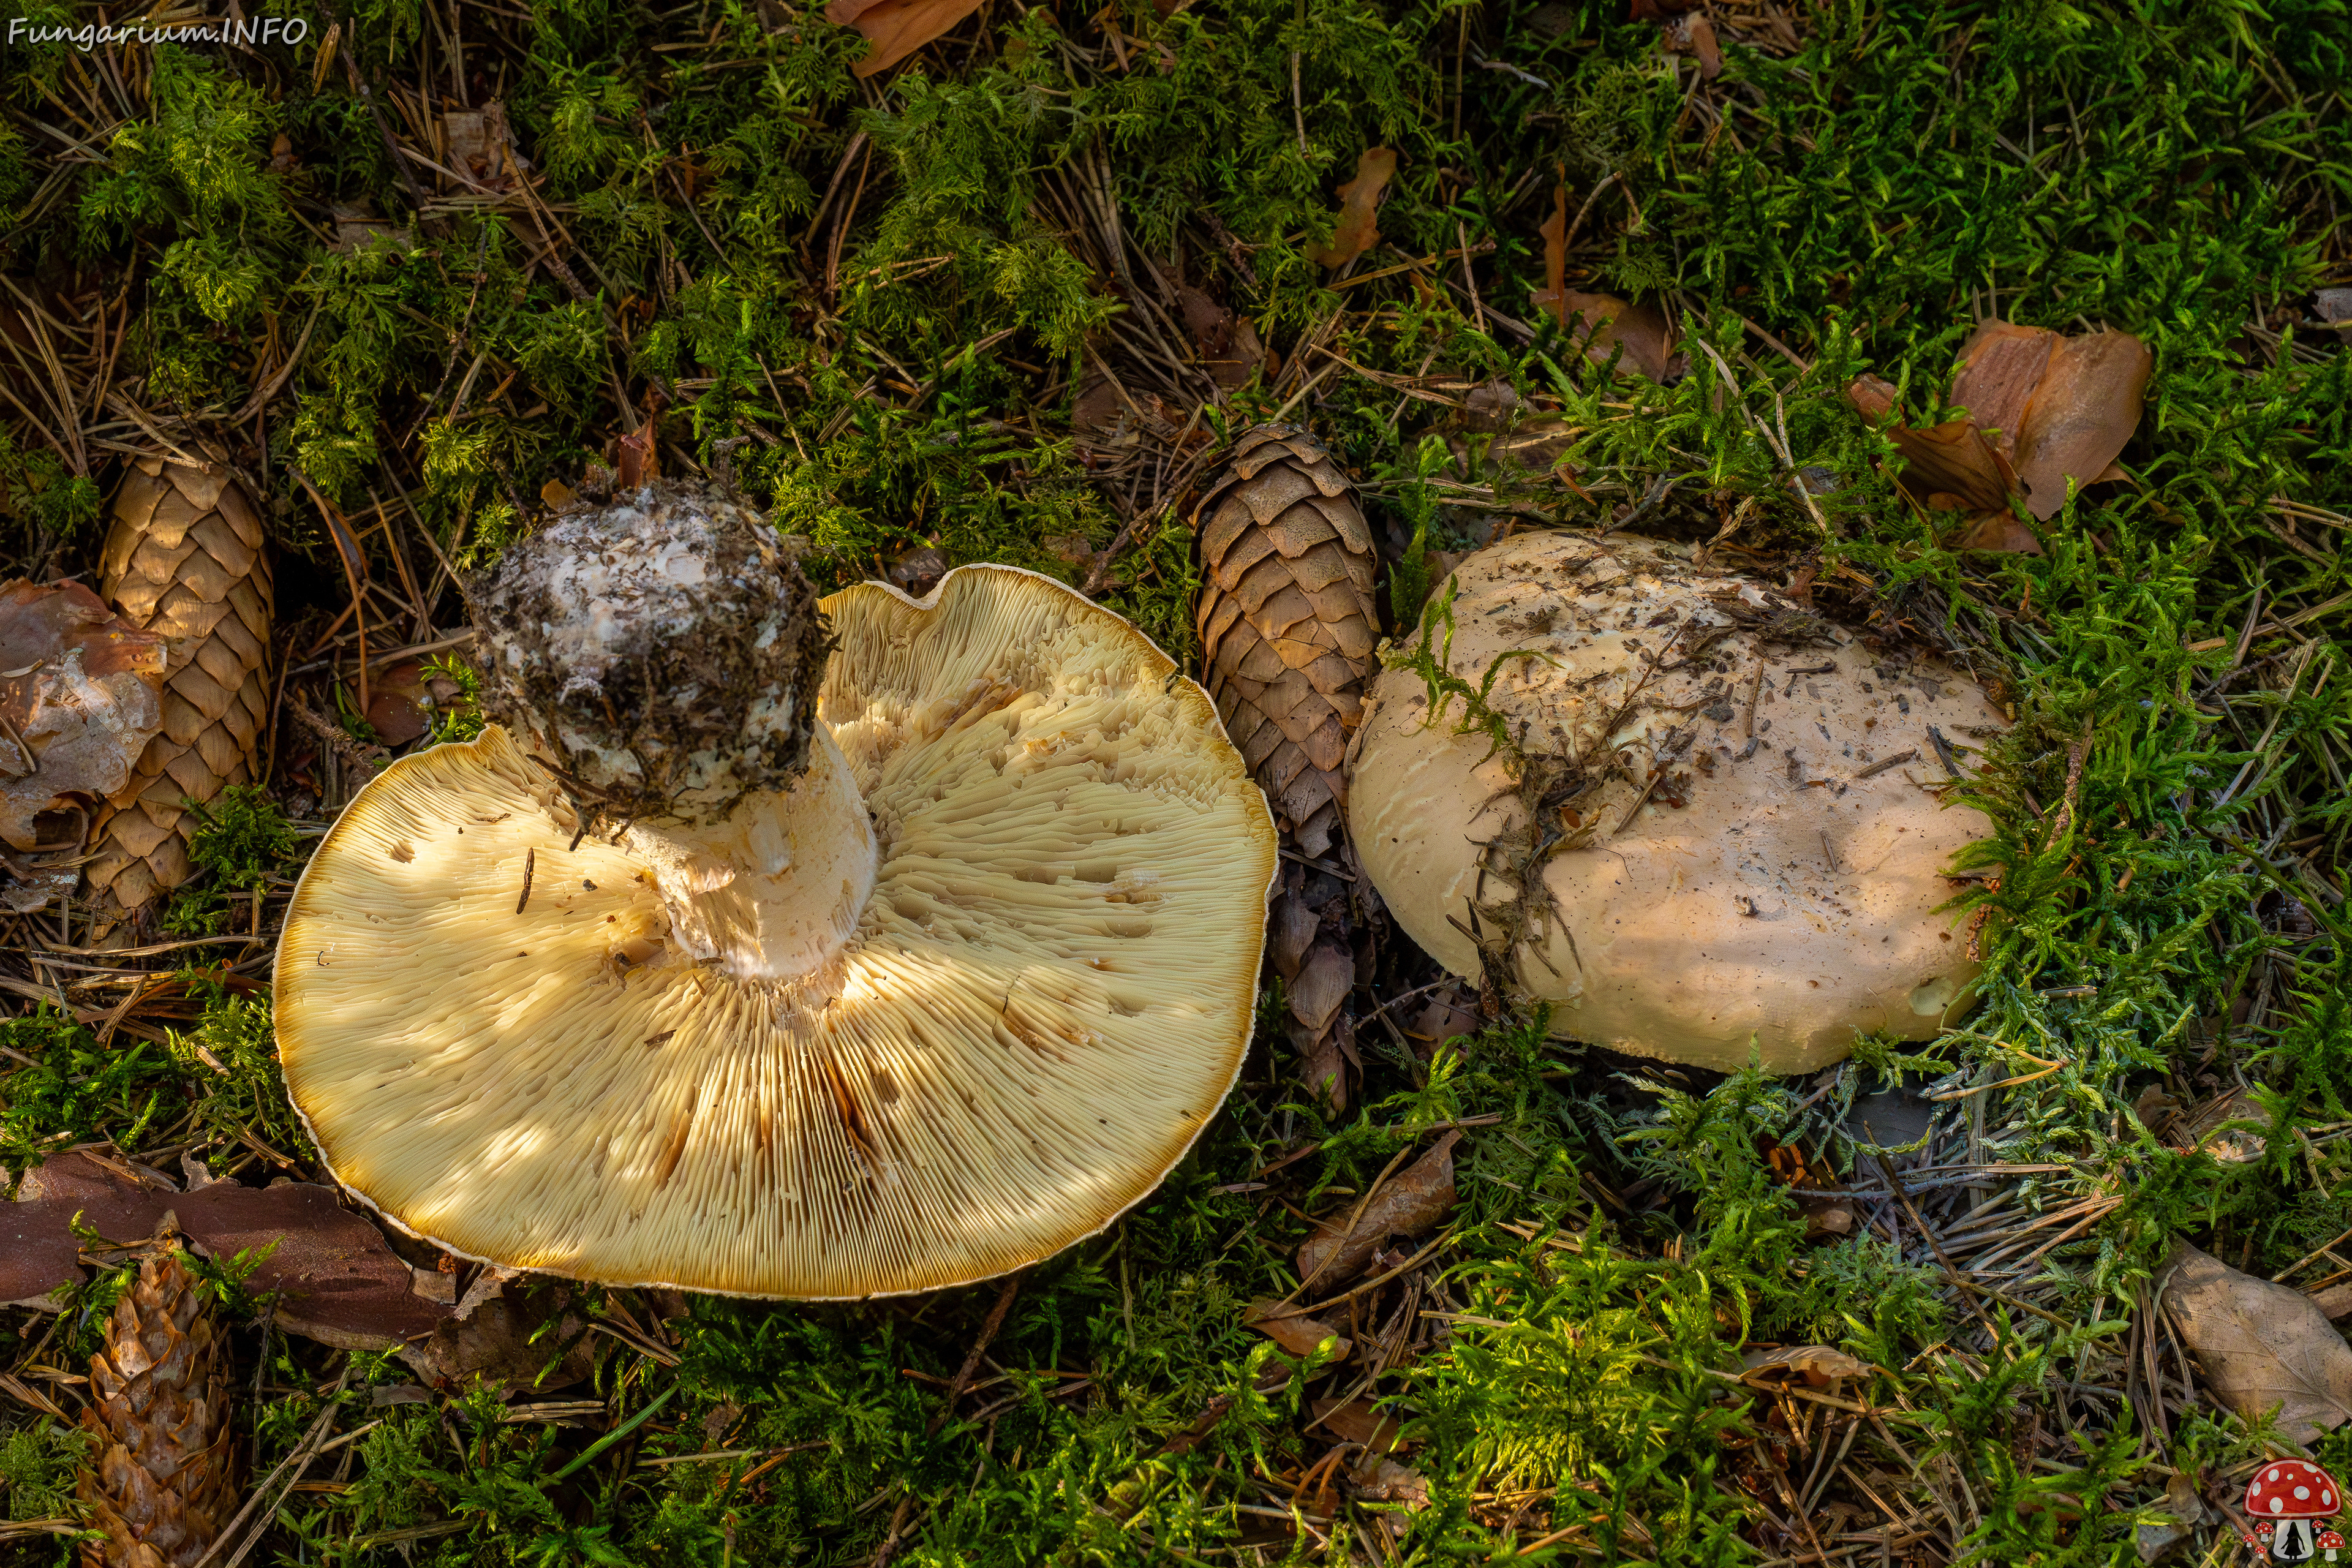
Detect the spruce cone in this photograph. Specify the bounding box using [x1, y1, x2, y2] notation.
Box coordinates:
[1193, 424, 1378, 859]
[77, 1246, 238, 1568]
[84, 460, 274, 915]
[1194, 425, 1380, 1109]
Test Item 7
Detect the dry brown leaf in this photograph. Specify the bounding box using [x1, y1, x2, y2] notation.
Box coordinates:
[1404, 992, 1482, 1044]
[2310, 1283, 2352, 1322]
[1740, 1344, 1874, 1384]
[2135, 1469, 2207, 1564]
[1298, 1130, 1461, 1285]
[887, 546, 948, 599]
[366, 659, 432, 747]
[1177, 284, 1265, 391]
[0, 580, 168, 851]
[1312, 1396, 1407, 1453]
[2182, 1087, 2270, 1163]
[1661, 10, 1721, 75]
[1287, 942, 1355, 1036]
[1845, 375, 2035, 552]
[1, 1153, 455, 1348]
[1796, 1192, 1857, 1242]
[1245, 1300, 1353, 1362]
[1536, 185, 1570, 309]
[1540, 292, 1677, 382]
[1947, 508, 2046, 554]
[1306, 148, 1397, 270]
[1948, 320, 2057, 453]
[827, 0, 988, 79]
[1349, 1455, 1431, 1508]
[1850, 322, 2147, 549]
[2011, 330, 2152, 520]
[1844, 372, 1899, 424]
[1072, 371, 1125, 437]
[399, 1287, 604, 1392]
[2159, 1240, 2352, 1444]
[1879, 415, 2016, 513]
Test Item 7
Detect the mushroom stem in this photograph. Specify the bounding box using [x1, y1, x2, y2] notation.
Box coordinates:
[619, 721, 878, 981]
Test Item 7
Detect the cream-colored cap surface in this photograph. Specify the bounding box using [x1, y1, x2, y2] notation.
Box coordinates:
[277, 566, 1277, 1298]
[1349, 532, 2000, 1074]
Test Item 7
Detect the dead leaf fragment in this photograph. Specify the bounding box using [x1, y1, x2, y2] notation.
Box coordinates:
[2, 1153, 455, 1349]
[0, 579, 168, 851]
[1660, 9, 1721, 75]
[2158, 1240, 2352, 1444]
[886, 546, 948, 599]
[2010, 331, 2153, 520]
[1542, 292, 1677, 382]
[1741, 1344, 1874, 1385]
[826, 0, 988, 79]
[1298, 1130, 1461, 1286]
[1948, 320, 2057, 451]
[2309, 1282, 2352, 1322]
[1847, 320, 2147, 551]
[440, 105, 513, 191]
[400, 1287, 603, 1392]
[2136, 1469, 2207, 1563]
[365, 659, 432, 747]
[1177, 284, 1265, 391]
[180, 1182, 455, 1351]
[1312, 1396, 1407, 1453]
[1245, 1300, 1354, 1361]
[2318, 287, 2352, 343]
[2181, 1087, 2269, 1163]
[1287, 941, 1355, 1036]
[1307, 148, 1396, 270]
[1349, 1455, 1431, 1508]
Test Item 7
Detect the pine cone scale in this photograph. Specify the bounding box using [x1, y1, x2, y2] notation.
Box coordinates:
[188, 513, 258, 578]
[1286, 544, 1355, 596]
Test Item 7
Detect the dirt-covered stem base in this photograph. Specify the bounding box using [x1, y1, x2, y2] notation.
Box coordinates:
[472, 483, 873, 979]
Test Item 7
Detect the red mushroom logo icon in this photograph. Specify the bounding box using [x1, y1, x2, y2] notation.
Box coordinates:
[2244, 1460, 2345, 1562]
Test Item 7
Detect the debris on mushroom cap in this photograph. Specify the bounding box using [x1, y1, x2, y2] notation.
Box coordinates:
[1346, 532, 2004, 1074]
[278, 540, 1278, 1300]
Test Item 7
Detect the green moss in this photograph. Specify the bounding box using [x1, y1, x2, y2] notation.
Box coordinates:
[163, 784, 300, 938]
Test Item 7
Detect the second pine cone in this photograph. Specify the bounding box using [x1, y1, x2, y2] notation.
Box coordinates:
[1191, 424, 1378, 859]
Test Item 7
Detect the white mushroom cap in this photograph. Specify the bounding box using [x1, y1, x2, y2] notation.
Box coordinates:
[1348, 532, 2001, 1074]
[277, 565, 1277, 1298]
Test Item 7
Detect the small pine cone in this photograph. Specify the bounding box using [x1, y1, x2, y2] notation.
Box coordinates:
[1194, 426, 1380, 1109]
[83, 459, 274, 914]
[77, 1246, 239, 1568]
[1192, 424, 1378, 860]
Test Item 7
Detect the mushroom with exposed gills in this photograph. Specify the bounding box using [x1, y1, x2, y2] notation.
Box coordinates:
[1348, 531, 2005, 1075]
[276, 484, 1279, 1300]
